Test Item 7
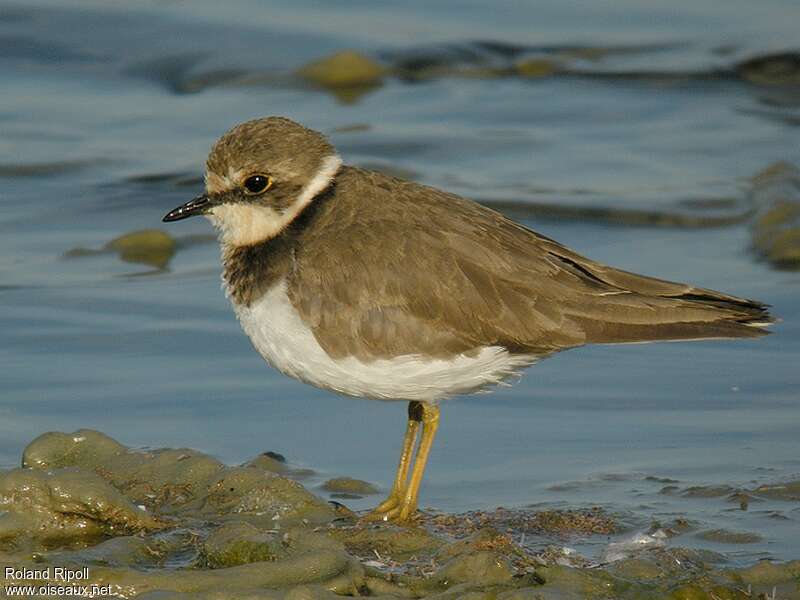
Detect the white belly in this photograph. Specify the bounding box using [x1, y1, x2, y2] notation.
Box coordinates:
[232, 280, 535, 402]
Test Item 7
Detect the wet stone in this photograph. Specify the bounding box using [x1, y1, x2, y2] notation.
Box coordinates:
[329, 523, 443, 562]
[22, 429, 127, 470]
[695, 529, 762, 544]
[321, 477, 380, 497]
[681, 485, 739, 498]
[736, 52, 800, 86]
[515, 57, 561, 78]
[434, 550, 516, 585]
[752, 479, 800, 501]
[297, 50, 386, 88]
[749, 162, 800, 269]
[204, 467, 336, 525]
[244, 452, 289, 473]
[200, 521, 284, 568]
[245, 453, 317, 480]
[0, 467, 163, 547]
[64, 229, 177, 269]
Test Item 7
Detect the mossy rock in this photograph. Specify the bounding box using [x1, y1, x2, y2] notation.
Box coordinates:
[23, 429, 127, 470]
[204, 467, 335, 524]
[515, 58, 560, 78]
[23, 429, 226, 512]
[695, 529, 761, 544]
[329, 523, 443, 561]
[0, 468, 163, 546]
[534, 565, 621, 599]
[434, 551, 516, 586]
[297, 50, 386, 88]
[64, 230, 177, 269]
[244, 452, 289, 474]
[728, 559, 800, 585]
[105, 229, 176, 268]
[737, 52, 800, 85]
[200, 522, 283, 568]
[321, 477, 379, 496]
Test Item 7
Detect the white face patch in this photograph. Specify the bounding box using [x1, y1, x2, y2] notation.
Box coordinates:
[205, 154, 342, 247]
[205, 167, 243, 195]
[207, 204, 286, 247]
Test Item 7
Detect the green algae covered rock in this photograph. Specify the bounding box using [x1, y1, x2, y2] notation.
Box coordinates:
[321, 476, 379, 496]
[736, 52, 800, 86]
[515, 57, 560, 78]
[64, 229, 177, 269]
[200, 521, 283, 568]
[434, 550, 516, 586]
[297, 50, 386, 88]
[753, 479, 800, 501]
[105, 229, 177, 268]
[296, 50, 386, 103]
[204, 467, 336, 525]
[695, 529, 762, 544]
[0, 468, 163, 546]
[330, 522, 443, 561]
[749, 162, 800, 269]
[23, 429, 127, 470]
[534, 565, 621, 599]
[24, 429, 226, 512]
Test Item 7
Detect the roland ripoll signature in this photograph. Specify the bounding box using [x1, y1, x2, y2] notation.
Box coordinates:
[4, 567, 115, 597]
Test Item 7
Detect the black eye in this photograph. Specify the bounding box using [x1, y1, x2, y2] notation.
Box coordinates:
[243, 174, 272, 195]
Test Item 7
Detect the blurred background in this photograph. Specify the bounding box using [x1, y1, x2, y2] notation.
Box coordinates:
[1, 0, 798, 562]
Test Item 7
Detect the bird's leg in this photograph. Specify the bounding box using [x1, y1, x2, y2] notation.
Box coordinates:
[364, 401, 422, 519]
[395, 402, 439, 521]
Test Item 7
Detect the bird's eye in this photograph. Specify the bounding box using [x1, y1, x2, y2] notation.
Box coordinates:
[243, 174, 272, 195]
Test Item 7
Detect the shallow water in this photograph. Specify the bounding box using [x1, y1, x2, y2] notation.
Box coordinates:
[1, 0, 799, 566]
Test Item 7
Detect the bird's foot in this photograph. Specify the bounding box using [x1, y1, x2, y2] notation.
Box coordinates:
[361, 495, 418, 524]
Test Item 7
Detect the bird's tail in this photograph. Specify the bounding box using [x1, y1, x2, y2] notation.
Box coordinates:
[542, 241, 775, 345]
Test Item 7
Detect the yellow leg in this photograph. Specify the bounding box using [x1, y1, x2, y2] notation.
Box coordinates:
[397, 402, 439, 521]
[368, 408, 420, 516]
[364, 401, 440, 523]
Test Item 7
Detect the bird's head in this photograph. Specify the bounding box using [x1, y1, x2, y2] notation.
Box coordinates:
[163, 117, 341, 247]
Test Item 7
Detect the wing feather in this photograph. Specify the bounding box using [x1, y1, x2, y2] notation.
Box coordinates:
[289, 167, 772, 361]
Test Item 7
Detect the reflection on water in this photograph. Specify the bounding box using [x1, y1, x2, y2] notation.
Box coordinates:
[0, 0, 798, 564]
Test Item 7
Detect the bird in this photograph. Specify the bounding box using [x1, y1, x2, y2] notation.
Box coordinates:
[163, 116, 774, 523]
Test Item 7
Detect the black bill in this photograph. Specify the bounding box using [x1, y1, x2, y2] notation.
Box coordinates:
[162, 194, 211, 222]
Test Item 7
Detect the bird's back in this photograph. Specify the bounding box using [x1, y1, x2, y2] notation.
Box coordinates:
[288, 166, 772, 363]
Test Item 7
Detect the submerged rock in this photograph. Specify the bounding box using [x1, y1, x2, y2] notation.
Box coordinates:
[297, 50, 386, 88]
[296, 50, 385, 103]
[749, 162, 800, 269]
[515, 57, 561, 78]
[64, 229, 177, 269]
[752, 479, 800, 501]
[736, 52, 800, 86]
[695, 529, 762, 544]
[321, 477, 380, 497]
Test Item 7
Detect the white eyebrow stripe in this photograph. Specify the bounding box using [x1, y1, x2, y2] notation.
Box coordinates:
[205, 154, 342, 248]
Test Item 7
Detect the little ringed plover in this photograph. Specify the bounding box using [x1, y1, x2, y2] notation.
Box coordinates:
[163, 116, 774, 522]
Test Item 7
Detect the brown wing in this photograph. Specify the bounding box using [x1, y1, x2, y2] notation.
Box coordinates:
[289, 167, 772, 361]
